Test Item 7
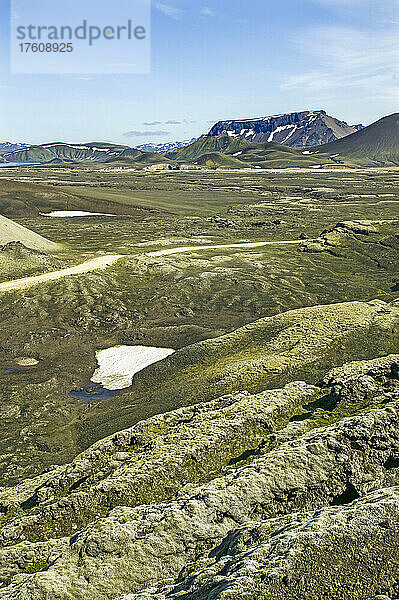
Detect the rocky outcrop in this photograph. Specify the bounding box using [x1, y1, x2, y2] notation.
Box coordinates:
[207, 110, 362, 148]
[126, 487, 399, 600]
[300, 220, 399, 272]
[0, 353, 399, 599]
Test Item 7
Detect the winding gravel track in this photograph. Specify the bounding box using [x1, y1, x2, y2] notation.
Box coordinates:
[147, 239, 302, 257]
[0, 254, 125, 293]
[0, 240, 302, 293]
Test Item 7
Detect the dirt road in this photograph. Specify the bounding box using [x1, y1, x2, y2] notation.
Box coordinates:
[0, 254, 125, 293]
[0, 240, 302, 293]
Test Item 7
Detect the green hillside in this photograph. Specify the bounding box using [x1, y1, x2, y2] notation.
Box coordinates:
[193, 151, 248, 169]
[166, 136, 254, 161]
[168, 136, 333, 168]
[107, 148, 171, 166]
[316, 113, 399, 165]
[0, 142, 131, 164]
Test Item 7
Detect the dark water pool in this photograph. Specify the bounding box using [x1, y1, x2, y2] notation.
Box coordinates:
[69, 384, 118, 404]
[4, 366, 38, 374]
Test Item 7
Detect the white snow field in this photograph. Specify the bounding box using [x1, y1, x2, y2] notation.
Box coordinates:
[41, 211, 116, 217]
[91, 345, 176, 390]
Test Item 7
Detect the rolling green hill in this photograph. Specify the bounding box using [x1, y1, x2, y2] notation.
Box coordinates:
[315, 113, 399, 165]
[193, 151, 248, 169]
[165, 136, 253, 161]
[106, 148, 171, 166]
[168, 136, 332, 168]
[0, 142, 132, 164]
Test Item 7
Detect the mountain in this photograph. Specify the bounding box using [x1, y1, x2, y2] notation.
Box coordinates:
[171, 113, 399, 169]
[207, 110, 363, 148]
[315, 112, 399, 165]
[135, 138, 197, 153]
[0, 142, 29, 155]
[167, 136, 330, 168]
[0, 142, 132, 164]
[4, 112, 397, 170]
[165, 136, 253, 161]
[0, 214, 58, 251]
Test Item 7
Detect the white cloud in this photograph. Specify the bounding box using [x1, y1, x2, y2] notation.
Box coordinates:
[155, 2, 182, 20]
[201, 6, 216, 17]
[123, 130, 171, 137]
[281, 25, 399, 103]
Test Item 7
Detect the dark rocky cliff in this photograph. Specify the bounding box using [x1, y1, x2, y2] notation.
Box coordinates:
[207, 110, 363, 148]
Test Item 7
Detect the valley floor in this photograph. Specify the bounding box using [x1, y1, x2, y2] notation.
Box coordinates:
[0, 166, 398, 599]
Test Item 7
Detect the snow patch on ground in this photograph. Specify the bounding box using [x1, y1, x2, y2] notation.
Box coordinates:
[41, 211, 117, 217]
[91, 345, 176, 390]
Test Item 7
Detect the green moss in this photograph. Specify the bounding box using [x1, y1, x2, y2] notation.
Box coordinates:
[24, 561, 49, 574]
[223, 579, 277, 600]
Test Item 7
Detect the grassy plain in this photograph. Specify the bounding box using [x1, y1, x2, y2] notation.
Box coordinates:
[0, 165, 397, 484]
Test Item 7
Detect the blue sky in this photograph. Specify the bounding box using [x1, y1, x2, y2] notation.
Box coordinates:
[1, 0, 398, 145]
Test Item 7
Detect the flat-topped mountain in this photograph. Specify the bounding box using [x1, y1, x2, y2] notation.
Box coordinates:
[207, 110, 363, 148]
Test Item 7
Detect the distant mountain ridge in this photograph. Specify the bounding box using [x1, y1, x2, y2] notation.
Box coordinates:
[0, 141, 29, 155]
[2, 112, 398, 169]
[135, 139, 197, 153]
[0, 142, 131, 164]
[207, 110, 363, 148]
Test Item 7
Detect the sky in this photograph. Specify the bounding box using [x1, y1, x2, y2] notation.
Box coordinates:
[0, 0, 399, 145]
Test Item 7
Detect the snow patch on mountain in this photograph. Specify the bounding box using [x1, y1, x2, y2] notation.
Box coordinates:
[207, 110, 364, 148]
[136, 139, 197, 153]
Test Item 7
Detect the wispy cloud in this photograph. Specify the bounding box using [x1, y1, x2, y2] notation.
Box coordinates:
[281, 25, 399, 102]
[201, 6, 216, 17]
[155, 2, 182, 20]
[141, 118, 195, 126]
[123, 130, 170, 137]
[309, 0, 399, 22]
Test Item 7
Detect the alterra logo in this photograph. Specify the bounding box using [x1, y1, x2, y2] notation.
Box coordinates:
[10, 0, 151, 74]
